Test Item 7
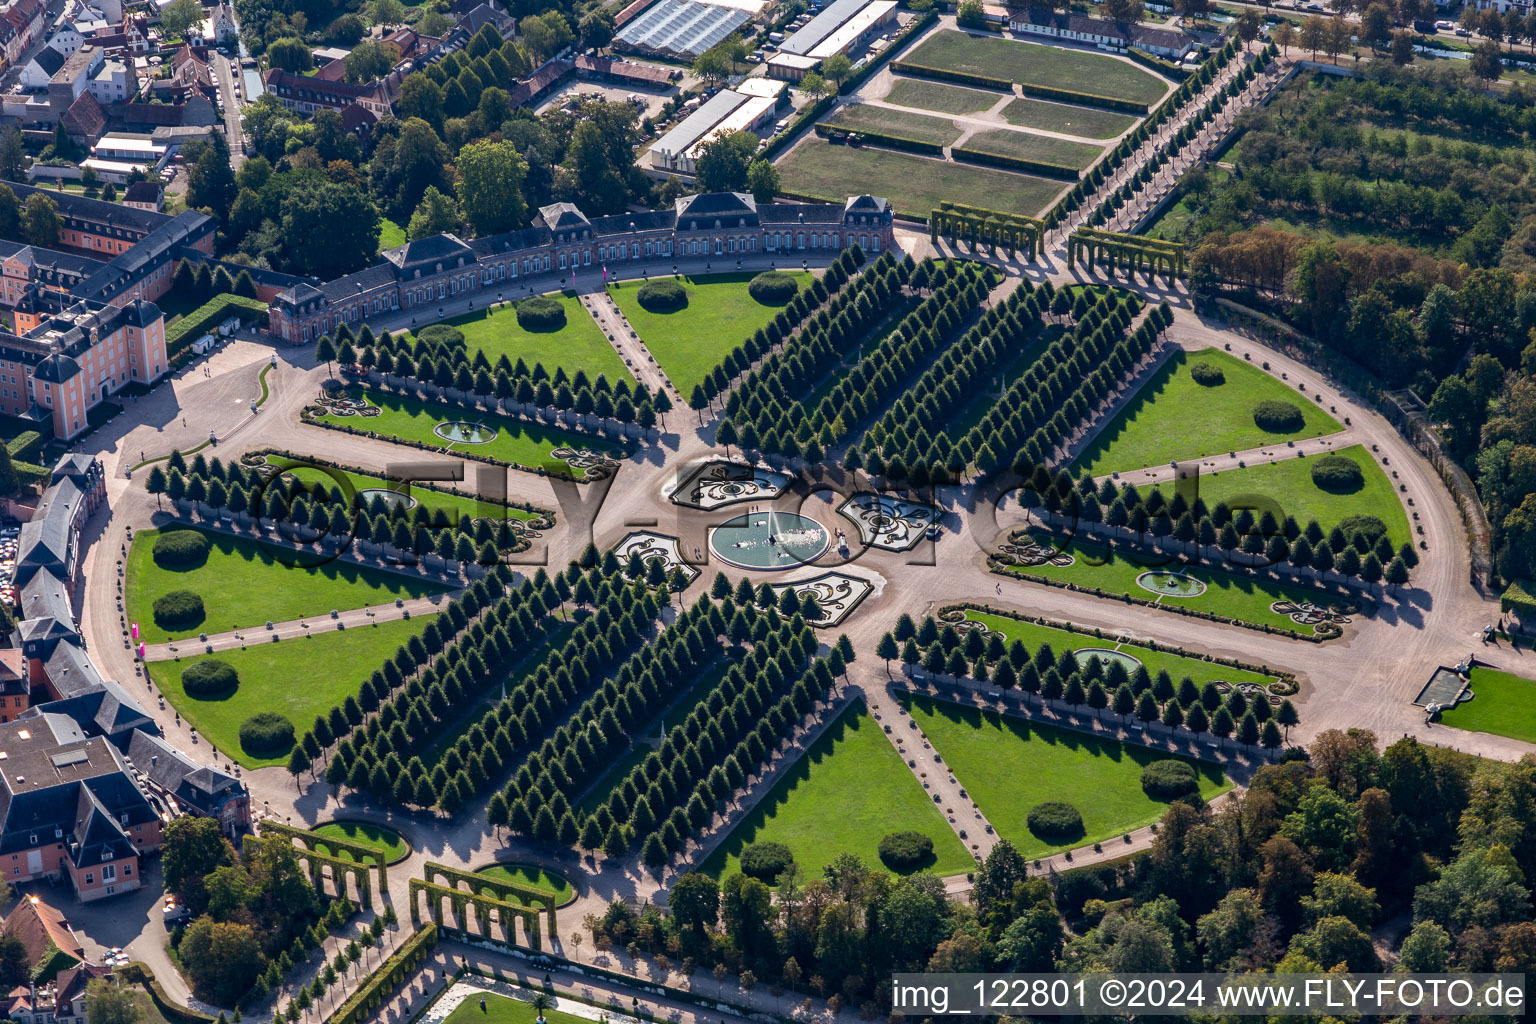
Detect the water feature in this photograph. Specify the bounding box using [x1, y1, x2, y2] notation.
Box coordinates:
[434, 421, 498, 443]
[1136, 570, 1207, 597]
[710, 511, 830, 570]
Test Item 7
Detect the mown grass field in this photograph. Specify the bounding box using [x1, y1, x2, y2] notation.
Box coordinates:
[1187, 444, 1412, 546]
[1076, 347, 1343, 475]
[264, 457, 539, 524]
[411, 293, 629, 382]
[702, 701, 973, 880]
[1433, 667, 1536, 742]
[1001, 97, 1140, 138]
[314, 388, 622, 477]
[998, 531, 1366, 634]
[125, 526, 449, 644]
[607, 272, 814, 397]
[822, 103, 963, 146]
[777, 139, 1064, 219]
[147, 615, 435, 768]
[884, 77, 1004, 113]
[903, 694, 1230, 857]
[312, 821, 411, 863]
[962, 129, 1103, 168]
[476, 863, 575, 903]
[903, 31, 1170, 106]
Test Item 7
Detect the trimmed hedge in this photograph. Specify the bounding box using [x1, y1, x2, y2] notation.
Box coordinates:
[1026, 801, 1084, 839]
[892, 59, 1010, 91]
[1189, 361, 1225, 386]
[152, 590, 204, 631]
[153, 528, 210, 568]
[417, 324, 466, 348]
[1021, 82, 1149, 115]
[1252, 399, 1304, 432]
[238, 711, 295, 754]
[951, 146, 1079, 181]
[877, 830, 934, 870]
[165, 293, 268, 357]
[747, 271, 799, 305]
[5, 431, 40, 462]
[1141, 759, 1199, 799]
[330, 923, 439, 1024]
[637, 278, 687, 313]
[739, 840, 794, 880]
[515, 296, 566, 332]
[814, 122, 945, 156]
[1339, 514, 1387, 544]
[1310, 454, 1364, 493]
[1127, 46, 1191, 79]
[182, 659, 238, 698]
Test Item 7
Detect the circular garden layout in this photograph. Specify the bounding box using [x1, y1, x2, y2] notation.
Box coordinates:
[434, 421, 498, 443]
[1136, 570, 1208, 597]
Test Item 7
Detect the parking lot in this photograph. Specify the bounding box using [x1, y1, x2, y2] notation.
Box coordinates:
[534, 77, 677, 119]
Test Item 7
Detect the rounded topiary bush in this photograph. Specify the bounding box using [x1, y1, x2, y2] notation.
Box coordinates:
[636, 278, 687, 313]
[416, 324, 465, 348]
[1026, 801, 1084, 840]
[739, 841, 794, 881]
[152, 590, 205, 631]
[1310, 454, 1364, 493]
[1189, 361, 1225, 386]
[1339, 514, 1387, 543]
[182, 659, 238, 698]
[1140, 759, 1199, 799]
[516, 295, 566, 332]
[152, 528, 210, 569]
[878, 830, 935, 871]
[1252, 400, 1305, 432]
[239, 712, 295, 754]
[748, 271, 799, 306]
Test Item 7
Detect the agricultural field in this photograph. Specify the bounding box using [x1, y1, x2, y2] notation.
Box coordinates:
[1075, 347, 1343, 475]
[821, 104, 963, 146]
[1435, 667, 1536, 743]
[903, 694, 1231, 857]
[147, 615, 435, 768]
[882, 77, 1004, 114]
[408, 293, 630, 382]
[607, 271, 814, 397]
[311, 388, 623, 478]
[1188, 445, 1411, 546]
[902, 30, 1170, 107]
[703, 701, 973, 880]
[124, 526, 450, 644]
[1002, 97, 1140, 139]
[777, 139, 1065, 219]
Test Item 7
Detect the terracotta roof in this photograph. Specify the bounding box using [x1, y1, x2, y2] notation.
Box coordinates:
[60, 91, 106, 142]
[1, 897, 84, 969]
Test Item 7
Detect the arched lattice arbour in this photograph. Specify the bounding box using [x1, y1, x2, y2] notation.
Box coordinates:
[1068, 228, 1186, 279]
[406, 861, 558, 950]
[251, 821, 390, 908]
[929, 202, 1044, 262]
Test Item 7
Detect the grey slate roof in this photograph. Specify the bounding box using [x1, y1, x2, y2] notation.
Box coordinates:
[126, 731, 242, 817]
[382, 233, 474, 274]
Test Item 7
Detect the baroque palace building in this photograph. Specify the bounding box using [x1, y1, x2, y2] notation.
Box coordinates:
[268, 192, 896, 344]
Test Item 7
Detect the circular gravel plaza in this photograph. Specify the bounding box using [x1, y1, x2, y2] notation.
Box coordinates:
[1072, 648, 1143, 674]
[433, 420, 498, 443]
[710, 511, 830, 571]
[357, 487, 418, 510]
[1136, 570, 1208, 597]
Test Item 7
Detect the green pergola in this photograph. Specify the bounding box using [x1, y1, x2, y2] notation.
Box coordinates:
[1068, 227, 1186, 278]
[930, 202, 1044, 261]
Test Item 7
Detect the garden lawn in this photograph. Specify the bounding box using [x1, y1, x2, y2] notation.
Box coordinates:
[146, 615, 436, 768]
[777, 139, 1064, 219]
[312, 822, 411, 863]
[963, 610, 1282, 687]
[962, 129, 1103, 169]
[313, 389, 622, 478]
[903, 31, 1169, 107]
[413, 293, 630, 382]
[999, 531, 1366, 635]
[444, 993, 594, 1024]
[475, 864, 574, 904]
[1186, 444, 1411, 546]
[607, 271, 813, 397]
[884, 77, 1005, 114]
[1076, 348, 1343, 476]
[702, 700, 972, 879]
[902, 694, 1230, 858]
[822, 104, 962, 146]
[125, 527, 450, 644]
[1437, 667, 1536, 743]
[265, 457, 538, 523]
[1001, 97, 1139, 139]
[378, 219, 408, 249]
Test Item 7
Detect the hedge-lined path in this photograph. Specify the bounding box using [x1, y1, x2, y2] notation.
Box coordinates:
[1098, 429, 1361, 487]
[575, 284, 674, 402]
[137, 592, 456, 661]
